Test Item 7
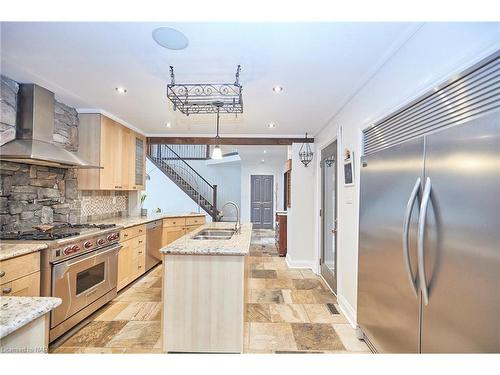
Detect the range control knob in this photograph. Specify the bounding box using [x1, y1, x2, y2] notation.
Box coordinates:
[107, 233, 117, 241]
[97, 238, 106, 246]
[83, 241, 92, 249]
[63, 245, 79, 255]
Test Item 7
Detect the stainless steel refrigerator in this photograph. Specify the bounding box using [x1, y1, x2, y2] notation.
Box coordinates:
[358, 105, 500, 353]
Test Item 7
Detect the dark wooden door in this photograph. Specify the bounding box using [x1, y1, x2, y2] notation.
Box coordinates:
[250, 175, 274, 229]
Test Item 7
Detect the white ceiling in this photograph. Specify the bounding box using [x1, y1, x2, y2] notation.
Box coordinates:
[0, 22, 417, 136]
[221, 145, 288, 162]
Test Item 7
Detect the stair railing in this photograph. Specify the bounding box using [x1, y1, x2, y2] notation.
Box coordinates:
[163, 144, 210, 160]
[147, 143, 218, 220]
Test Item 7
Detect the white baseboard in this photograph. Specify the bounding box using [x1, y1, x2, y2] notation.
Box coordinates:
[337, 294, 357, 329]
[285, 254, 315, 271]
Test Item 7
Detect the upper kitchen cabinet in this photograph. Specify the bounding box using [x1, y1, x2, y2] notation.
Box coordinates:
[77, 114, 146, 190]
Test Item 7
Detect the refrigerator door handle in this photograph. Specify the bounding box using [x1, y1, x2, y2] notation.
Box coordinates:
[417, 177, 432, 306]
[402, 177, 420, 297]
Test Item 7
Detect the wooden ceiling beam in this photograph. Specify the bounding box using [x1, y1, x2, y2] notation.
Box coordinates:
[147, 137, 314, 145]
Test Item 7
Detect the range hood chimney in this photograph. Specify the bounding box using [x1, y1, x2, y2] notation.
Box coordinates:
[0, 84, 99, 168]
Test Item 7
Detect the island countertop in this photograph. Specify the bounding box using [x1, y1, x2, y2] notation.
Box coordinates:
[160, 222, 252, 256]
[0, 297, 62, 339]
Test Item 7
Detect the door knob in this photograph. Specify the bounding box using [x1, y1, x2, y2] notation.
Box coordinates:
[331, 229, 337, 234]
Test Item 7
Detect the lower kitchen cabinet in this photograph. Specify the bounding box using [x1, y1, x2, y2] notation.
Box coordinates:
[161, 216, 206, 247]
[0, 252, 41, 297]
[117, 227, 146, 291]
[117, 217, 205, 291]
[161, 226, 186, 248]
[0, 272, 40, 297]
[117, 239, 133, 291]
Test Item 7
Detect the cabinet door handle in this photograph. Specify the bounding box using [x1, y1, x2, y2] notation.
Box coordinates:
[0, 271, 5, 277]
[2, 287, 12, 294]
[124, 233, 128, 237]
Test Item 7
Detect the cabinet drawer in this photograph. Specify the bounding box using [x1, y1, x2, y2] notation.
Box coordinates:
[133, 246, 146, 277]
[185, 216, 205, 226]
[0, 271, 40, 297]
[136, 234, 146, 248]
[185, 224, 202, 234]
[121, 224, 146, 241]
[163, 217, 186, 228]
[0, 252, 40, 285]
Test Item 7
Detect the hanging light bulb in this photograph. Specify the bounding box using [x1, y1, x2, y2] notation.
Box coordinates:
[211, 101, 224, 160]
[212, 145, 223, 159]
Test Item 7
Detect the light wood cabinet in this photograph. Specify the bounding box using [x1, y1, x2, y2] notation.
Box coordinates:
[1, 271, 40, 297]
[161, 226, 186, 248]
[78, 113, 146, 191]
[117, 226, 147, 291]
[161, 216, 206, 247]
[132, 234, 146, 280]
[117, 238, 133, 291]
[0, 252, 41, 297]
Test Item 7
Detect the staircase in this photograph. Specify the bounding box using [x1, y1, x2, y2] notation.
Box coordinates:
[147, 143, 219, 220]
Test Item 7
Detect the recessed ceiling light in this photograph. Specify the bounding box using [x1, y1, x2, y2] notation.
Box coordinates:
[263, 150, 267, 154]
[261, 159, 265, 163]
[152, 27, 189, 50]
[115, 87, 127, 94]
[166, 122, 172, 128]
[272, 85, 283, 93]
[268, 122, 276, 129]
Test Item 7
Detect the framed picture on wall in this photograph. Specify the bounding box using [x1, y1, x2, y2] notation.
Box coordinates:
[343, 148, 354, 186]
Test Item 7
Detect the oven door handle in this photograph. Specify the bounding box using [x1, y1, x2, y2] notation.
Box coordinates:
[53, 243, 121, 279]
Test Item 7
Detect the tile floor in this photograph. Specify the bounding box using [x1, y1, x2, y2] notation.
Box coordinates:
[50, 229, 370, 354]
[244, 229, 370, 353]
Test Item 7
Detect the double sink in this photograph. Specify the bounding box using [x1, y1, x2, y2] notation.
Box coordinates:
[192, 228, 236, 240]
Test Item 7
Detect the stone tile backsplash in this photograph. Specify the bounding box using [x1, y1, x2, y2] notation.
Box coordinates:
[0, 162, 81, 231]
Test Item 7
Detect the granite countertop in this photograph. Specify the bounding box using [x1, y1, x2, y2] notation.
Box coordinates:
[0, 243, 48, 262]
[160, 222, 252, 256]
[89, 212, 207, 229]
[0, 296, 61, 339]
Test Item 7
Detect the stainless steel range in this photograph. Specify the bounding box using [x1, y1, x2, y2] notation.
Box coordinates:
[1, 223, 122, 342]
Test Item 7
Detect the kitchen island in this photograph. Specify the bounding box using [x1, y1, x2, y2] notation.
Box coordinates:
[160, 222, 252, 353]
[1, 296, 61, 353]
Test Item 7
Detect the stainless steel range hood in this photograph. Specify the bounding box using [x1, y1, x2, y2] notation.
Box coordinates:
[0, 84, 99, 168]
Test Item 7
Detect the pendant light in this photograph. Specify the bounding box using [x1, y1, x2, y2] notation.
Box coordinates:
[211, 101, 224, 159]
[299, 132, 314, 167]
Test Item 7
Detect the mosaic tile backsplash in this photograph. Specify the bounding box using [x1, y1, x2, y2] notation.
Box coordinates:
[79, 191, 129, 222]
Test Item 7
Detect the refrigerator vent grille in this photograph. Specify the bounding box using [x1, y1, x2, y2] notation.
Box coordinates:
[363, 53, 500, 156]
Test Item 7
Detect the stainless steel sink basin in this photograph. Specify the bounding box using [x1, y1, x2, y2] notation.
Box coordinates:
[192, 229, 235, 240]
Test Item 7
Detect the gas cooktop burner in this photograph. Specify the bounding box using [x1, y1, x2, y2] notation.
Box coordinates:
[62, 223, 117, 230]
[0, 231, 81, 241]
[0, 222, 117, 241]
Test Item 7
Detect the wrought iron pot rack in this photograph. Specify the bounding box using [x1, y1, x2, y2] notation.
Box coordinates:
[167, 65, 243, 116]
